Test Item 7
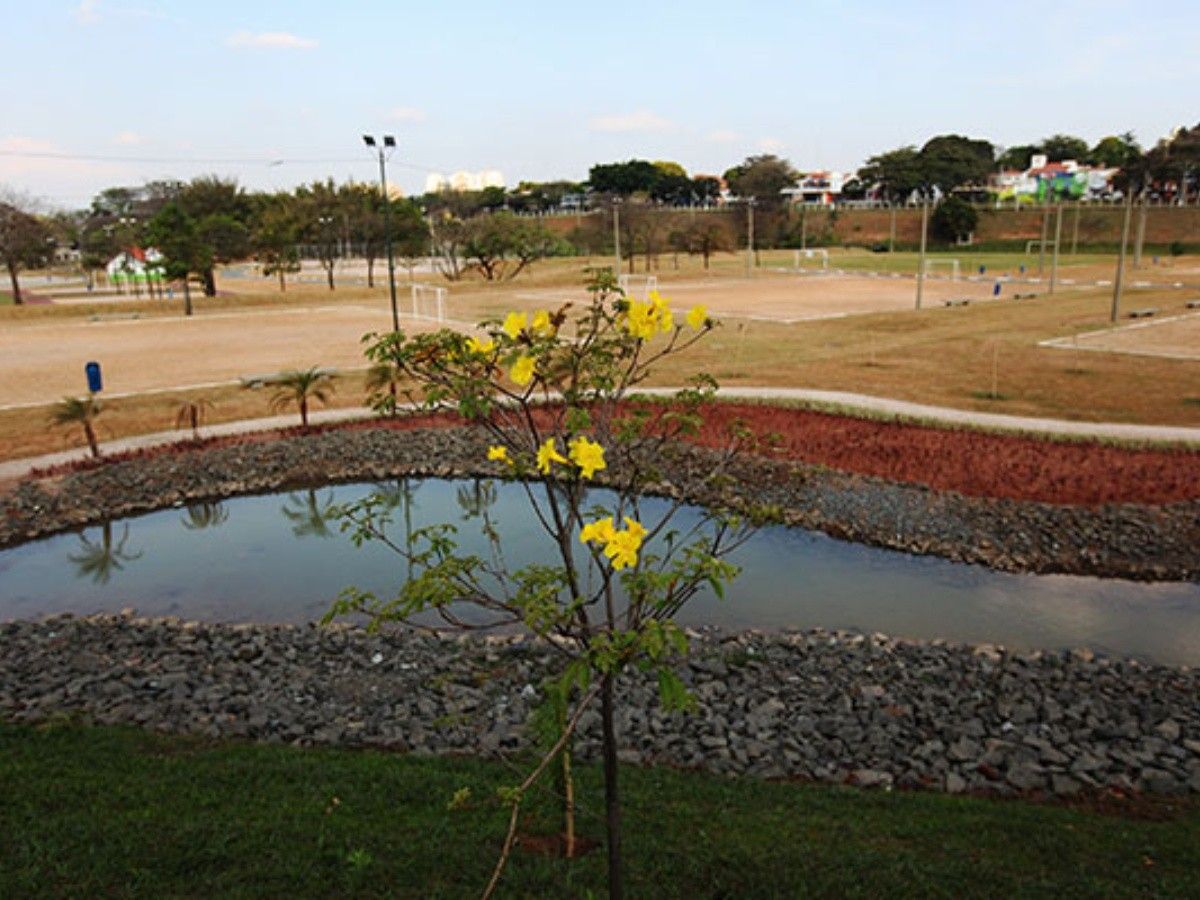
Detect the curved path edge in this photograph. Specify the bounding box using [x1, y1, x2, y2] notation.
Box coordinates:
[2, 386, 1198, 483]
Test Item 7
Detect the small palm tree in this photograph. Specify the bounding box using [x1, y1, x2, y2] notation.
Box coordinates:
[181, 501, 229, 530]
[268, 367, 335, 430]
[51, 394, 103, 458]
[364, 361, 403, 415]
[175, 397, 215, 442]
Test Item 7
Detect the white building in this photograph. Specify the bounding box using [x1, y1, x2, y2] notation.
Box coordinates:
[424, 169, 506, 193]
[105, 247, 164, 284]
[782, 171, 851, 206]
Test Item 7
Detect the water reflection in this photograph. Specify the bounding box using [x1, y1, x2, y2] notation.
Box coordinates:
[68, 521, 143, 584]
[181, 501, 229, 531]
[281, 489, 337, 539]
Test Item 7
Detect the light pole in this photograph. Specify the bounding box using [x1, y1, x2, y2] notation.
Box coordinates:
[363, 134, 400, 331]
[745, 197, 756, 278]
[612, 198, 622, 276]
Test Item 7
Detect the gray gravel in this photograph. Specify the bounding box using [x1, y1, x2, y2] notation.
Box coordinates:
[2, 615, 1197, 798]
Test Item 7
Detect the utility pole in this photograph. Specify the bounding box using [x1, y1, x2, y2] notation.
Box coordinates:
[1037, 204, 1049, 276]
[916, 199, 928, 310]
[800, 205, 808, 251]
[1133, 199, 1148, 268]
[1070, 202, 1081, 256]
[1049, 203, 1064, 294]
[612, 200, 621, 276]
[746, 197, 756, 278]
[888, 204, 896, 253]
[362, 134, 399, 332]
[1110, 194, 1133, 322]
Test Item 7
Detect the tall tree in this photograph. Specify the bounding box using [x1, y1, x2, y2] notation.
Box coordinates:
[857, 147, 924, 203]
[1089, 132, 1142, 168]
[588, 160, 661, 196]
[297, 180, 342, 290]
[177, 176, 250, 295]
[1038, 134, 1090, 162]
[918, 135, 994, 196]
[251, 195, 302, 292]
[995, 144, 1040, 171]
[722, 154, 800, 205]
[0, 194, 52, 305]
[145, 201, 209, 316]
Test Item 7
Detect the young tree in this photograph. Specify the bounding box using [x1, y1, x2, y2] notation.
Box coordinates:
[462, 212, 557, 280]
[329, 271, 761, 898]
[0, 192, 52, 305]
[681, 217, 734, 268]
[930, 196, 979, 243]
[252, 196, 302, 292]
[297, 180, 342, 291]
[392, 200, 432, 282]
[145, 202, 209, 316]
[268, 367, 335, 430]
[51, 394, 104, 458]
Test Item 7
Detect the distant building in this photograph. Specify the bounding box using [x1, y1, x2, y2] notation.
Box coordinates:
[424, 170, 506, 193]
[782, 171, 851, 206]
[988, 154, 1118, 202]
[105, 246, 164, 285]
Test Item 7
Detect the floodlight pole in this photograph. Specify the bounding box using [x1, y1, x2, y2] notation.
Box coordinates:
[364, 134, 400, 332]
[1110, 193, 1133, 322]
[1049, 203, 1063, 294]
[612, 199, 621, 276]
[915, 199, 928, 310]
[1037, 204, 1049, 276]
[746, 197, 756, 278]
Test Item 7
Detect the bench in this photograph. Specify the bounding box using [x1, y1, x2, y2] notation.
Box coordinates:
[1186, 300, 1200, 309]
[943, 299, 970, 308]
[1128, 308, 1159, 319]
[88, 312, 141, 322]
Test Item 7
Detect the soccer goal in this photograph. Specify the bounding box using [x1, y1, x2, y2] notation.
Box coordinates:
[794, 248, 830, 270]
[410, 283, 447, 322]
[1025, 239, 1058, 254]
[618, 274, 658, 300]
[923, 258, 961, 281]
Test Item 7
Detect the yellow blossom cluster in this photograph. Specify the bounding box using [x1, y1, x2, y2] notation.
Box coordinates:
[580, 515, 647, 570]
[488, 436, 607, 479]
[623, 291, 707, 339]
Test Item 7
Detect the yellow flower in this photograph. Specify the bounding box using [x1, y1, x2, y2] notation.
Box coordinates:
[625, 300, 657, 340]
[568, 436, 606, 479]
[686, 305, 708, 330]
[604, 529, 642, 570]
[531, 309, 555, 336]
[510, 354, 536, 386]
[502, 311, 527, 339]
[579, 516, 616, 546]
[658, 304, 674, 333]
[622, 516, 647, 541]
[466, 336, 495, 355]
[486, 445, 509, 463]
[536, 437, 568, 474]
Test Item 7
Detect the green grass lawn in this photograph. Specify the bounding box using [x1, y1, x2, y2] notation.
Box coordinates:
[2, 722, 1197, 898]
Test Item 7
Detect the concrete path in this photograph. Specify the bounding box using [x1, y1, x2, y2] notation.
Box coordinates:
[3, 387, 1197, 483]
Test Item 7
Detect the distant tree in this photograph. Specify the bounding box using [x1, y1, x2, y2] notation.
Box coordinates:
[857, 147, 924, 203]
[268, 367, 335, 430]
[177, 176, 251, 295]
[479, 185, 508, 211]
[51, 394, 103, 458]
[0, 193, 52, 304]
[1089, 132, 1142, 169]
[995, 144, 1040, 171]
[918, 135, 994, 196]
[462, 211, 557, 280]
[680, 217, 734, 268]
[297, 180, 342, 291]
[392, 200, 432, 281]
[252, 195, 302, 292]
[588, 159, 661, 196]
[691, 176, 722, 204]
[930, 196, 978, 243]
[145, 202, 209, 315]
[722, 154, 800, 205]
[1037, 134, 1090, 162]
[430, 213, 469, 281]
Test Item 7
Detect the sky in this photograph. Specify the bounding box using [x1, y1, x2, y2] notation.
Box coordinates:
[1, 0, 1197, 210]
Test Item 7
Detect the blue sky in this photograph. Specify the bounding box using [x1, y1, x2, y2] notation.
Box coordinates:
[1, 0, 1196, 208]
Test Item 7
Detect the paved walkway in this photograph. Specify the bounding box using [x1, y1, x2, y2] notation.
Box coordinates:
[3, 387, 1197, 482]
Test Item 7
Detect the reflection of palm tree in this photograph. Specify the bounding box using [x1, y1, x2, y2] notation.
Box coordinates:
[282, 488, 337, 538]
[374, 478, 417, 578]
[181, 501, 228, 531]
[68, 521, 143, 584]
[455, 480, 497, 520]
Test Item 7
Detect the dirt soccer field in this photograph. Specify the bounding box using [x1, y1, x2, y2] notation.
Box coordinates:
[0, 303, 448, 408]
[1042, 312, 1200, 361]
[519, 272, 1005, 323]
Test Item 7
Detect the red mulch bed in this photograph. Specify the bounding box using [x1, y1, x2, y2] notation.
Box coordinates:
[22, 403, 1200, 507]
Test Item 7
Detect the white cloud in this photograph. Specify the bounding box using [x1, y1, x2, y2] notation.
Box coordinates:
[226, 30, 318, 50]
[706, 129, 741, 143]
[758, 137, 786, 152]
[387, 107, 426, 123]
[113, 131, 144, 145]
[588, 110, 673, 133]
[74, 0, 101, 25]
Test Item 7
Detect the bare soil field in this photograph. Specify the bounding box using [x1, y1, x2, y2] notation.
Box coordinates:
[1042, 313, 1200, 361]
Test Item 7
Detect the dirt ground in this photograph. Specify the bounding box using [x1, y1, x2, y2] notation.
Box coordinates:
[518, 272, 1005, 323]
[1044, 313, 1200, 360]
[0, 302, 449, 408]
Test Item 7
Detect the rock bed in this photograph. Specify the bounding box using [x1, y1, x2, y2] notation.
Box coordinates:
[2, 615, 1197, 798]
[2, 425, 1198, 580]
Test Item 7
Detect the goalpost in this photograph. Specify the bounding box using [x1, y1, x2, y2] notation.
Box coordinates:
[793, 248, 829, 270]
[410, 283, 447, 322]
[1025, 239, 1058, 254]
[923, 258, 961, 281]
[618, 274, 658, 300]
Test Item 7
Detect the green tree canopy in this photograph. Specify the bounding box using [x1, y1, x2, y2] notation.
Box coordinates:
[918, 135, 994, 196]
[1037, 134, 1090, 162]
[722, 154, 800, 204]
[857, 147, 923, 203]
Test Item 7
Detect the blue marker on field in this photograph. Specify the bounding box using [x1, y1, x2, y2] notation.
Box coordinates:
[979, 265, 986, 275]
[993, 282, 1002, 298]
[85, 361, 103, 393]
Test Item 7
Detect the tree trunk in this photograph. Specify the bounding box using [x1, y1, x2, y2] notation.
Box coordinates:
[183, 277, 193, 317]
[202, 268, 217, 297]
[326, 264, 335, 291]
[600, 675, 624, 900]
[83, 420, 100, 458]
[367, 256, 375, 288]
[278, 268, 286, 292]
[6, 260, 21, 305]
[300, 397, 308, 429]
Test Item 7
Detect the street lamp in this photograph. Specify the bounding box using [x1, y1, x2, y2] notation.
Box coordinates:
[363, 134, 400, 331]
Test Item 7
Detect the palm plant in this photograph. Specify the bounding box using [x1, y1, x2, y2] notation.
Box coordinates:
[364, 360, 404, 416]
[51, 394, 103, 458]
[174, 397, 215, 442]
[268, 366, 335, 430]
[181, 501, 229, 530]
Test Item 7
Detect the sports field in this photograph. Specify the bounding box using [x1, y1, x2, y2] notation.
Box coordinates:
[1041, 312, 1200, 361]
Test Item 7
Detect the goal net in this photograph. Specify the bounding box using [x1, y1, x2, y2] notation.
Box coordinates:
[618, 274, 658, 300]
[923, 259, 961, 281]
[794, 248, 830, 270]
[410, 283, 447, 322]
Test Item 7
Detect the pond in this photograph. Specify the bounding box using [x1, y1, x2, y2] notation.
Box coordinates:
[1, 479, 1197, 665]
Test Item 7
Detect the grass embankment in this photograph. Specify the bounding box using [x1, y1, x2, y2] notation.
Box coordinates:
[2, 722, 1197, 898]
